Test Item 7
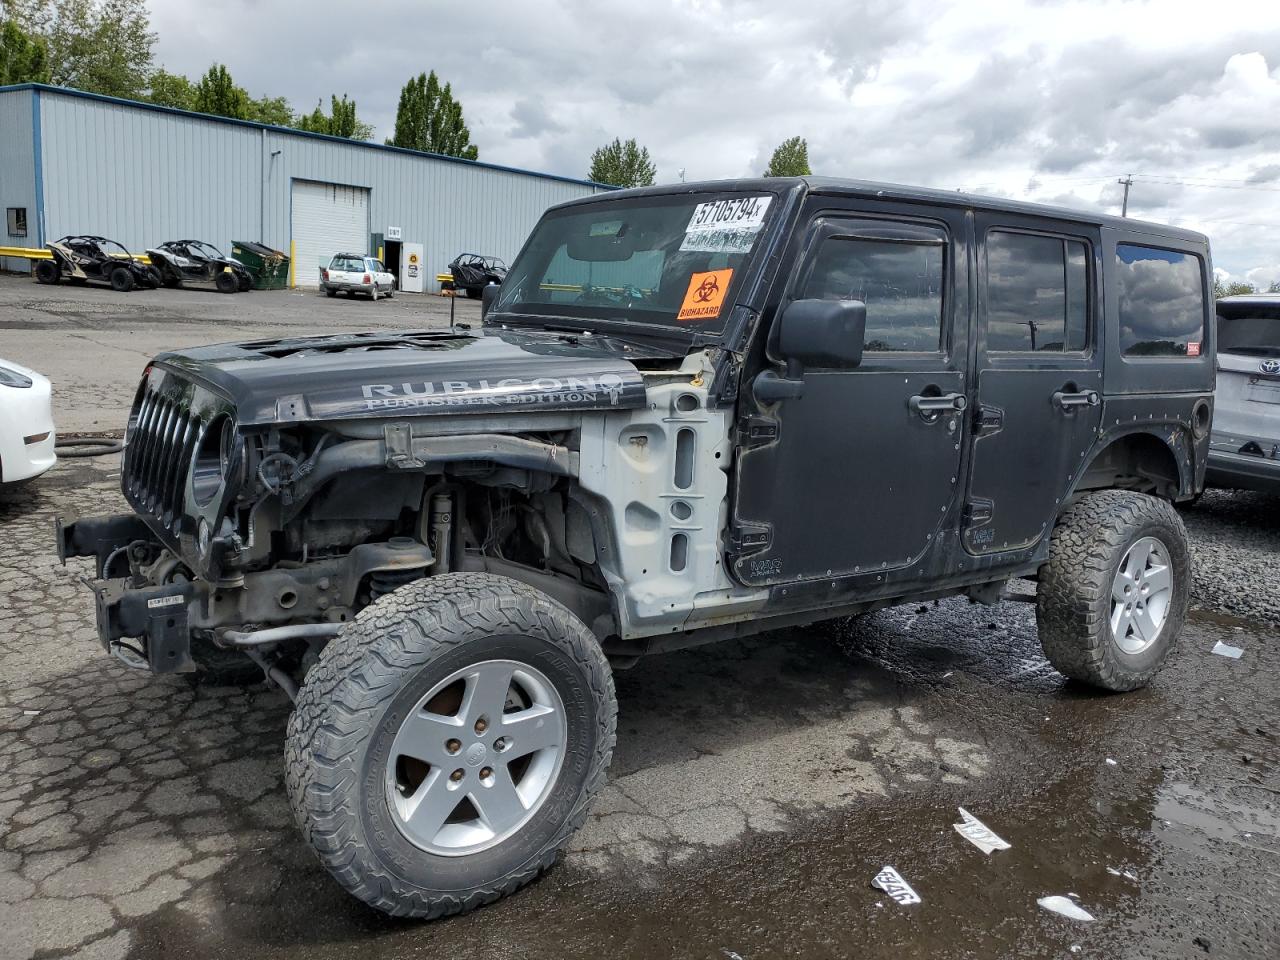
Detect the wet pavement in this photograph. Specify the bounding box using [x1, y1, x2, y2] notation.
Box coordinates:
[1, 457, 1277, 960]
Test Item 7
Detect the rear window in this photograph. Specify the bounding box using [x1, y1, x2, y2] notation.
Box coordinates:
[331, 257, 365, 271]
[986, 231, 1089, 353]
[1217, 304, 1280, 358]
[1116, 244, 1206, 357]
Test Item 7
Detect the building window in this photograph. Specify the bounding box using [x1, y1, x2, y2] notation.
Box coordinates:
[801, 236, 945, 352]
[1116, 244, 1205, 357]
[986, 231, 1089, 352]
[6, 207, 27, 238]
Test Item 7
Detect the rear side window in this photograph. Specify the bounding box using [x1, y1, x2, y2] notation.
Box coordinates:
[801, 237, 944, 352]
[985, 231, 1089, 352]
[1116, 244, 1205, 357]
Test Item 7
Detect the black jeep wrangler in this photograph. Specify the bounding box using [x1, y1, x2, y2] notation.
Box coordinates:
[60, 178, 1214, 918]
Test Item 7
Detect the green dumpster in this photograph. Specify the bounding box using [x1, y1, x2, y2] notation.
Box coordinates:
[231, 241, 290, 290]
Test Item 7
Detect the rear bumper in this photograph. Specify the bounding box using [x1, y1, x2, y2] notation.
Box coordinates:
[323, 280, 375, 293]
[1206, 449, 1280, 493]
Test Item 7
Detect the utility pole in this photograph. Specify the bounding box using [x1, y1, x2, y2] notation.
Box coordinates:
[1118, 174, 1134, 217]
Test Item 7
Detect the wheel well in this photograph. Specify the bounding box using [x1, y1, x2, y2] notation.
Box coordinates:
[1075, 432, 1182, 500]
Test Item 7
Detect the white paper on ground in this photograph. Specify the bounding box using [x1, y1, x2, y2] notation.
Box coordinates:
[1211, 641, 1244, 659]
[872, 866, 922, 905]
[1038, 895, 1095, 922]
[953, 806, 1011, 854]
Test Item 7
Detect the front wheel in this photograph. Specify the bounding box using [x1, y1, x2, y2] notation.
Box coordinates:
[109, 266, 135, 292]
[285, 573, 616, 918]
[1036, 490, 1190, 691]
[215, 272, 237, 294]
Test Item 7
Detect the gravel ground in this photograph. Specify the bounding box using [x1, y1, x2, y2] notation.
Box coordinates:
[1182, 488, 1280, 625]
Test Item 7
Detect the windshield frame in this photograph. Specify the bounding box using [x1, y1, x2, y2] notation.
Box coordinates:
[487, 186, 798, 347]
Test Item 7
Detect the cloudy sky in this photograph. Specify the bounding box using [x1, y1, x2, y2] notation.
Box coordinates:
[148, 0, 1280, 284]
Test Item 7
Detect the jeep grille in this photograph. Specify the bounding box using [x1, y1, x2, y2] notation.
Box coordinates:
[122, 383, 201, 532]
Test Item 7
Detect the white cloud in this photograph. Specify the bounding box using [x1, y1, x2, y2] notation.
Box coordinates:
[145, 0, 1280, 280]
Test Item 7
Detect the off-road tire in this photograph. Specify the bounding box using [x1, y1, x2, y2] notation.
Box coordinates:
[285, 572, 616, 918]
[109, 266, 134, 292]
[465, 286, 483, 300]
[144, 266, 162, 289]
[238, 275, 252, 292]
[34, 260, 60, 284]
[325, 288, 337, 297]
[215, 272, 237, 294]
[1037, 490, 1190, 691]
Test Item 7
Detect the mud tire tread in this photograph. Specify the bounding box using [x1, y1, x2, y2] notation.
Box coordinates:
[284, 572, 615, 919]
[1036, 489, 1190, 691]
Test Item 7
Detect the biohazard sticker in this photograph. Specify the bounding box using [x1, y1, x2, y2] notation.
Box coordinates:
[677, 269, 733, 322]
[680, 196, 772, 253]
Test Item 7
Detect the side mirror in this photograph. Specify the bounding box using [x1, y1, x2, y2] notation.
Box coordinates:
[777, 298, 867, 369]
[754, 298, 867, 404]
[481, 282, 500, 320]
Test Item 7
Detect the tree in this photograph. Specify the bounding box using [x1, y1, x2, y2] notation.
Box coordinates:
[8, 0, 154, 98]
[0, 17, 50, 84]
[764, 136, 811, 177]
[247, 93, 292, 126]
[587, 137, 656, 188]
[192, 63, 249, 118]
[296, 94, 373, 140]
[146, 67, 193, 110]
[388, 71, 478, 159]
[1213, 277, 1256, 299]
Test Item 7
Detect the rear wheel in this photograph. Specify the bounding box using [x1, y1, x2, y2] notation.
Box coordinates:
[145, 266, 162, 289]
[215, 272, 237, 294]
[238, 275, 252, 292]
[34, 260, 60, 284]
[1037, 490, 1190, 691]
[465, 286, 483, 300]
[325, 288, 337, 298]
[285, 573, 616, 918]
[109, 266, 135, 292]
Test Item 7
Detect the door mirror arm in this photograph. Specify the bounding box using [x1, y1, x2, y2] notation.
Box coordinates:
[752, 360, 806, 403]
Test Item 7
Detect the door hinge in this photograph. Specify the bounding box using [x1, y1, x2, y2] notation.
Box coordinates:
[974, 404, 1004, 437]
[963, 499, 994, 525]
[728, 521, 772, 555]
[738, 416, 779, 447]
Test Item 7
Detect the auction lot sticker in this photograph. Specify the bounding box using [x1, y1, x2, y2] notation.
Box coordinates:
[680, 196, 772, 253]
[678, 269, 733, 322]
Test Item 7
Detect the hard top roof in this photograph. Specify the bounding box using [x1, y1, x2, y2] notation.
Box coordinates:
[550, 176, 1207, 244]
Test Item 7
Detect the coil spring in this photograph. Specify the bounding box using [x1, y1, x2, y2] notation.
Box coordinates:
[369, 566, 429, 600]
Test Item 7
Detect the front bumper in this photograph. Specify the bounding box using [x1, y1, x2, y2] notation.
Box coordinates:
[0, 373, 57, 484]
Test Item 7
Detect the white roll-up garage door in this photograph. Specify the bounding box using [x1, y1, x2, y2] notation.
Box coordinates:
[291, 180, 370, 287]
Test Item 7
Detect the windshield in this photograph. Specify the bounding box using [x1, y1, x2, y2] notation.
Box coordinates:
[192, 241, 222, 259]
[1218, 304, 1280, 358]
[493, 192, 777, 333]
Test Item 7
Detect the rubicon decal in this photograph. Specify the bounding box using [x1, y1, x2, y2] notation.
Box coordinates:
[360, 373, 643, 411]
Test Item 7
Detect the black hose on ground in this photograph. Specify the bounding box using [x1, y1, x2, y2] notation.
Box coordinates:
[55, 437, 124, 457]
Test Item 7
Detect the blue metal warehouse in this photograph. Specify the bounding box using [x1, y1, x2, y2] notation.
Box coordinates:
[0, 83, 607, 290]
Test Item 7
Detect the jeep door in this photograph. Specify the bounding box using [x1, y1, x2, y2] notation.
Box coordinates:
[962, 215, 1103, 556]
[731, 201, 970, 587]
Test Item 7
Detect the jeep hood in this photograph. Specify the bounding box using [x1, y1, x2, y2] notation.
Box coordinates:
[152, 328, 658, 425]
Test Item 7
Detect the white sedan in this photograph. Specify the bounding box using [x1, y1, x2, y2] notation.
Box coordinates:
[0, 358, 56, 487]
[322, 254, 396, 300]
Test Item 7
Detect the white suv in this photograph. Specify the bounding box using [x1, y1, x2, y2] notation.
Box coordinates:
[1207, 293, 1280, 492]
[322, 254, 395, 300]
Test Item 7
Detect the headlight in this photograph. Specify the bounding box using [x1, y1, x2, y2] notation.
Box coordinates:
[0, 364, 34, 388]
[192, 414, 236, 506]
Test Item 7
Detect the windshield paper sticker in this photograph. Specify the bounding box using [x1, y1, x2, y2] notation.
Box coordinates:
[677, 269, 733, 322]
[680, 196, 772, 254]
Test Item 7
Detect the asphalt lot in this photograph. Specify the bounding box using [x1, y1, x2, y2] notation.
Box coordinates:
[1, 276, 1278, 960]
[0, 273, 481, 434]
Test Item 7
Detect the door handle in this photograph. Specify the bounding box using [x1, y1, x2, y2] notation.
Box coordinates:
[909, 392, 967, 421]
[1051, 389, 1100, 410]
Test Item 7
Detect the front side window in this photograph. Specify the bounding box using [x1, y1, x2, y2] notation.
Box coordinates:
[986, 231, 1089, 352]
[494, 193, 777, 332]
[801, 236, 944, 352]
[1116, 244, 1206, 357]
